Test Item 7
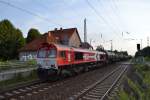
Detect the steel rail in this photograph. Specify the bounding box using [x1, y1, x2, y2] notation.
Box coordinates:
[75, 65, 123, 99]
[100, 65, 127, 100]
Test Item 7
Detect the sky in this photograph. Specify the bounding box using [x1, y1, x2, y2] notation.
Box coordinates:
[0, 0, 150, 55]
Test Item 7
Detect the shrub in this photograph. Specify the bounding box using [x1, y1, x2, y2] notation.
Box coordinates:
[26, 59, 37, 65]
[145, 56, 150, 61]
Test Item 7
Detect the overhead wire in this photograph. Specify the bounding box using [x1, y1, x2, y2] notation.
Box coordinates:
[97, 0, 122, 34]
[85, 0, 128, 51]
[96, 0, 122, 46]
[85, 0, 121, 41]
[100, 0, 125, 49]
[109, 0, 132, 51]
[0, 0, 63, 27]
[33, 0, 67, 21]
[62, 0, 81, 18]
[109, 0, 128, 34]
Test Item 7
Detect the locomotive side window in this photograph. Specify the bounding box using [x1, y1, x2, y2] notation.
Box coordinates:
[48, 49, 56, 58]
[60, 51, 66, 58]
[75, 52, 83, 60]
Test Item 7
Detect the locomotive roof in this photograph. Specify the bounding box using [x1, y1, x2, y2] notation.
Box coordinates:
[49, 43, 106, 54]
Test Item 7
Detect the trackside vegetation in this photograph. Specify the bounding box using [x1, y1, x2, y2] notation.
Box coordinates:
[114, 63, 150, 100]
[0, 60, 38, 90]
[145, 56, 150, 62]
[0, 70, 38, 90]
[114, 47, 150, 100]
[0, 60, 37, 71]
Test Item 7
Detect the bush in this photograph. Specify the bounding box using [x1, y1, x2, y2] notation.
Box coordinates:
[26, 59, 37, 65]
[115, 64, 150, 100]
[145, 56, 150, 61]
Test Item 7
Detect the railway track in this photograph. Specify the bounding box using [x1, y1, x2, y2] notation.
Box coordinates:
[71, 64, 128, 100]
[0, 63, 129, 100]
[0, 79, 45, 100]
[0, 74, 79, 100]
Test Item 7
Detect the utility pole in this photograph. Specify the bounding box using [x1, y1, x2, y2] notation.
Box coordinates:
[100, 33, 103, 46]
[90, 39, 95, 45]
[141, 39, 142, 49]
[84, 18, 87, 43]
[147, 36, 149, 46]
[100, 33, 102, 39]
[110, 40, 113, 51]
[90, 39, 92, 45]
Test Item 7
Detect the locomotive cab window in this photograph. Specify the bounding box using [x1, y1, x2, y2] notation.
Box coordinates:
[38, 48, 47, 58]
[48, 49, 56, 58]
[75, 52, 83, 60]
[60, 51, 66, 59]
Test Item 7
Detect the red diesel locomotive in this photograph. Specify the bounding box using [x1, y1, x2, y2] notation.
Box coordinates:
[36, 43, 107, 79]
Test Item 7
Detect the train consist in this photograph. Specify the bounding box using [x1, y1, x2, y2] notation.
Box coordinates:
[36, 43, 129, 80]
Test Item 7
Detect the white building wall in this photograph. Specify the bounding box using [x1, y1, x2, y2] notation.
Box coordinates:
[19, 51, 37, 61]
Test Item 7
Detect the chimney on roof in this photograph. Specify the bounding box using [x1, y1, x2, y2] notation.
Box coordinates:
[54, 28, 57, 31]
[60, 27, 63, 30]
[48, 31, 51, 37]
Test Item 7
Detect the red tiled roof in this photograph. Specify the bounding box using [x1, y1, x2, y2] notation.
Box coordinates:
[19, 34, 47, 52]
[48, 28, 81, 42]
[81, 42, 93, 49]
[19, 28, 81, 52]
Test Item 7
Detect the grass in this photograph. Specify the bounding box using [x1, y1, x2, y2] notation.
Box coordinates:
[0, 70, 38, 89]
[118, 89, 136, 100]
[145, 56, 150, 62]
[0, 59, 37, 71]
[115, 63, 150, 100]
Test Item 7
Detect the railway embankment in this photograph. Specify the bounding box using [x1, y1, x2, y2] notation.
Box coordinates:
[0, 60, 38, 90]
[114, 61, 150, 100]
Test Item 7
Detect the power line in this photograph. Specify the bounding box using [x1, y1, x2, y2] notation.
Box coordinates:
[62, 0, 81, 18]
[109, 0, 127, 32]
[97, 0, 122, 34]
[85, 0, 121, 39]
[0, 0, 63, 27]
[147, 36, 149, 47]
[85, 0, 121, 49]
[34, 0, 68, 20]
[107, 0, 127, 45]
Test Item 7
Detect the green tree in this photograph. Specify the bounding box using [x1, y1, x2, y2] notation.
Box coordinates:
[0, 19, 25, 60]
[135, 46, 150, 57]
[26, 28, 41, 43]
[14, 29, 25, 58]
[96, 45, 104, 51]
